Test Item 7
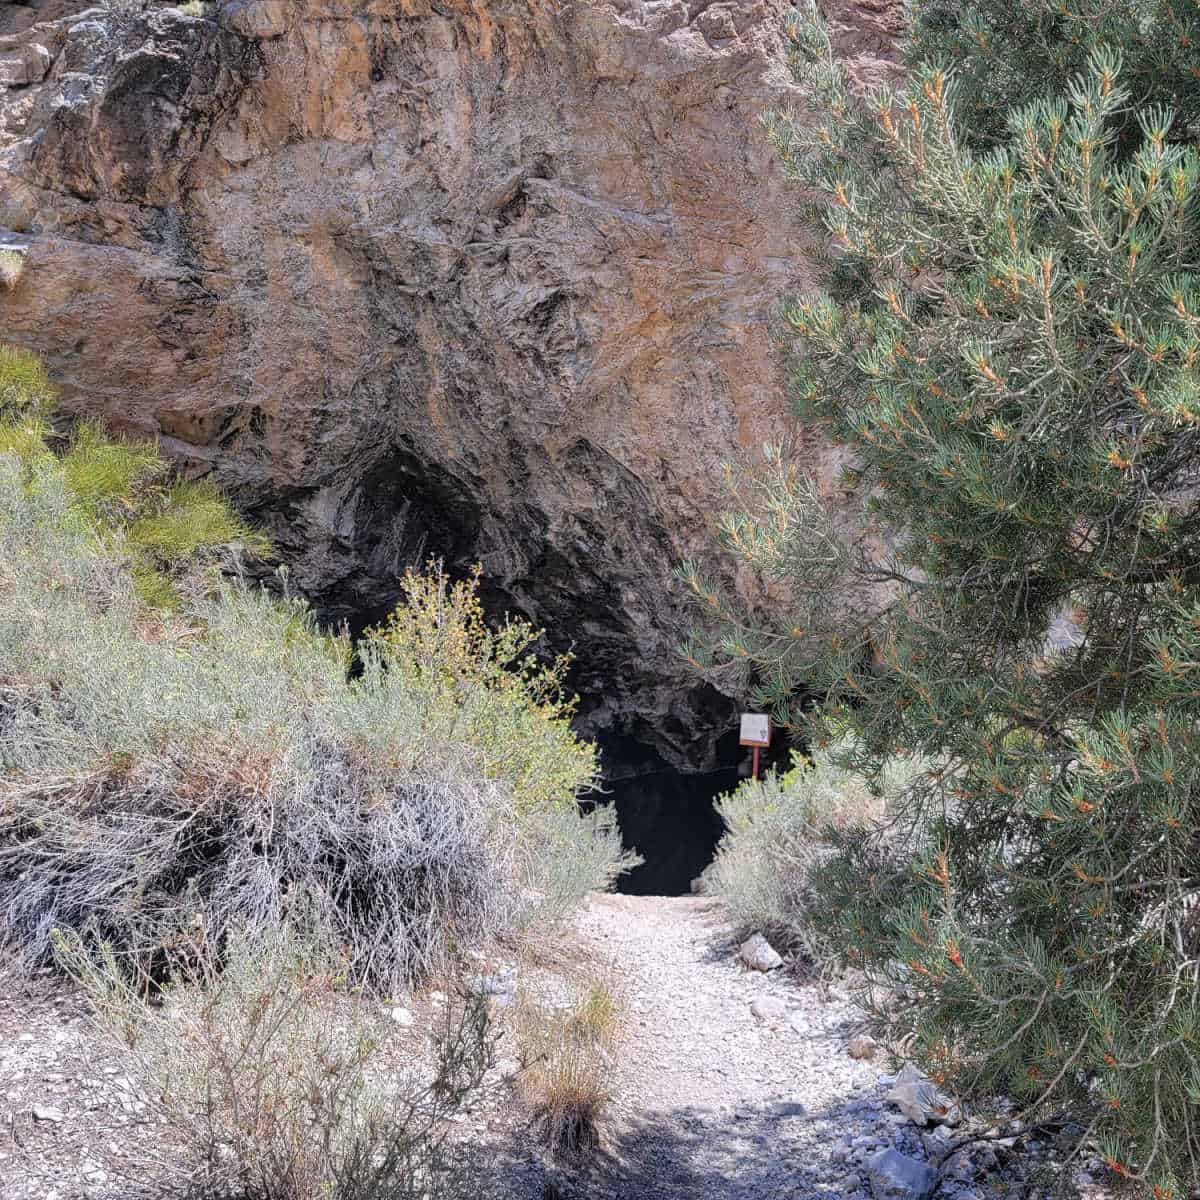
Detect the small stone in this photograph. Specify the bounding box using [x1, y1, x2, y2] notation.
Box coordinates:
[390, 1006, 414, 1026]
[772, 1100, 807, 1117]
[469, 968, 518, 998]
[788, 1010, 815, 1036]
[750, 995, 787, 1022]
[32, 1105, 64, 1123]
[865, 1148, 939, 1200]
[738, 932, 783, 972]
[689, 876, 704, 894]
[849, 1033, 879, 1060]
[943, 1152, 974, 1180]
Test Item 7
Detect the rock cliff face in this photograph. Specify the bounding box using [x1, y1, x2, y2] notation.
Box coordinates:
[0, 0, 897, 775]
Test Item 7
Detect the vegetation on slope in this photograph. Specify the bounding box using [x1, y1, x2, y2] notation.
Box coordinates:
[686, 1, 1200, 1193]
[0, 342, 639, 1195]
[0, 345, 631, 992]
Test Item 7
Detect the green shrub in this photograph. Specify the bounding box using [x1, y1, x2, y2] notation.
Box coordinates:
[365, 564, 638, 939]
[708, 743, 915, 963]
[0, 349, 267, 608]
[55, 928, 494, 1200]
[367, 565, 598, 814]
[683, 1, 1200, 1192]
[0, 344, 54, 419]
[0, 249, 25, 290]
[0, 347, 631, 990]
[514, 801, 641, 939]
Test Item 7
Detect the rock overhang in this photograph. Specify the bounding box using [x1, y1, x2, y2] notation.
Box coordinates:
[0, 0, 896, 772]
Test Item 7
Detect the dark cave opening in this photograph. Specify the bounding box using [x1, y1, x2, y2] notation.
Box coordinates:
[601, 765, 735, 896]
[303, 441, 804, 898]
[593, 729, 794, 897]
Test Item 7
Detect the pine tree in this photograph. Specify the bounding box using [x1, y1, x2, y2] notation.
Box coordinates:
[682, 3, 1200, 1192]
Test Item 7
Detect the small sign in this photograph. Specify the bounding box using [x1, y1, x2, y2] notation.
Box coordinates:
[739, 713, 771, 747]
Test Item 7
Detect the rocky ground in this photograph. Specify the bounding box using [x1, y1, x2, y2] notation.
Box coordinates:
[1, 894, 1115, 1200]
[532, 894, 1112, 1200]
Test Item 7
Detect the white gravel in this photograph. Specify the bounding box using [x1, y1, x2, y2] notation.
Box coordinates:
[549, 892, 886, 1199]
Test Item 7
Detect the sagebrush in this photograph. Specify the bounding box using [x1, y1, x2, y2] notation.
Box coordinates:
[56, 928, 495, 1200]
[0, 347, 632, 991]
[368, 565, 598, 815]
[708, 743, 915, 965]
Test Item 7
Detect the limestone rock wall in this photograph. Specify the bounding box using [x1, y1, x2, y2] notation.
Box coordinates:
[0, 0, 894, 771]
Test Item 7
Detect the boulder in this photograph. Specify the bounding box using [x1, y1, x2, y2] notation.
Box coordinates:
[739, 933, 783, 972]
[865, 1149, 939, 1200]
[0, 41, 51, 87]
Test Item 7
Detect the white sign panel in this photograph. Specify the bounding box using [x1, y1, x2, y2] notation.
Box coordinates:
[739, 713, 770, 747]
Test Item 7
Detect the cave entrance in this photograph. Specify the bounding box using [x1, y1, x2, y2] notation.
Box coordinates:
[592, 729, 791, 897]
[603, 765, 736, 896]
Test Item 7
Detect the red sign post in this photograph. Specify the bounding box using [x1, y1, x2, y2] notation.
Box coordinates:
[739, 713, 771, 780]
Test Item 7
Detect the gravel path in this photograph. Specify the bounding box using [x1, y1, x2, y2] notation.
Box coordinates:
[1, 894, 1111, 1199]
[555, 892, 889, 1200]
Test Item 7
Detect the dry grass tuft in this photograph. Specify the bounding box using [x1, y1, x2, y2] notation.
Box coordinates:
[54, 927, 496, 1200]
[569, 981, 620, 1047]
[514, 978, 622, 1160]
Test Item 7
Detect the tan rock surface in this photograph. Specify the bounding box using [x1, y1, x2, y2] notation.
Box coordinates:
[0, 0, 896, 767]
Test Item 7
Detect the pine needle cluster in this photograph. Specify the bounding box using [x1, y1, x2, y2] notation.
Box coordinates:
[682, 3, 1200, 1192]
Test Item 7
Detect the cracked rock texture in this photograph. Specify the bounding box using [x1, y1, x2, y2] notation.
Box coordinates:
[0, 0, 897, 771]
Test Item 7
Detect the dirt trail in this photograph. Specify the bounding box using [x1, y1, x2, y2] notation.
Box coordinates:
[550, 892, 886, 1199]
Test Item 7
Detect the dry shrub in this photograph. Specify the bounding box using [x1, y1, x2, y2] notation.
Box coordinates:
[514, 979, 622, 1159]
[54, 928, 495, 1200]
[0, 353, 636, 995]
[1, 743, 519, 991]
